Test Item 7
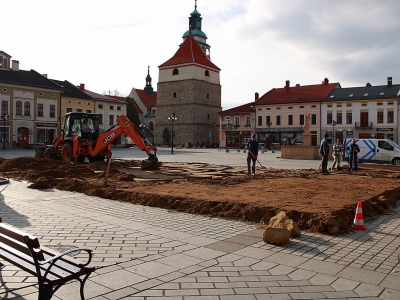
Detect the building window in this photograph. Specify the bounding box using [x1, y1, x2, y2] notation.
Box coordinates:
[336, 112, 342, 124]
[266, 108, 270, 110]
[311, 105, 316, 108]
[205, 70, 210, 77]
[173, 92, 177, 98]
[328, 104, 332, 107]
[225, 116, 231, 124]
[172, 68, 179, 75]
[76, 109, 83, 112]
[300, 106, 304, 108]
[117, 106, 121, 111]
[16, 101, 22, 115]
[258, 116, 262, 126]
[347, 103, 352, 107]
[109, 115, 114, 125]
[337, 104, 342, 107]
[299, 114, 304, 125]
[387, 111, 394, 123]
[110, 106, 114, 110]
[24, 102, 31, 116]
[98, 104, 103, 109]
[245, 116, 251, 126]
[288, 107, 293, 109]
[276, 115, 281, 126]
[207, 94, 210, 99]
[1, 101, 8, 115]
[362, 103, 367, 107]
[377, 102, 383, 106]
[311, 114, 316, 125]
[66, 107, 73, 113]
[288, 115, 293, 125]
[327, 112, 332, 125]
[38, 103, 43, 117]
[234, 116, 240, 126]
[86, 110, 92, 113]
[360, 112, 369, 126]
[98, 114, 103, 124]
[377, 111, 383, 124]
[266, 115, 271, 125]
[207, 114, 210, 120]
[50, 105, 55, 118]
[346, 112, 352, 124]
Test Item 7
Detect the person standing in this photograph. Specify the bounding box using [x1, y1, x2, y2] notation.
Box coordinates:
[331, 138, 343, 170]
[246, 133, 259, 175]
[319, 133, 330, 174]
[348, 138, 360, 171]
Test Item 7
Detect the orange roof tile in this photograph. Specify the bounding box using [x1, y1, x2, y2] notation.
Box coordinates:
[135, 89, 157, 110]
[219, 102, 255, 115]
[159, 35, 220, 71]
[256, 81, 340, 105]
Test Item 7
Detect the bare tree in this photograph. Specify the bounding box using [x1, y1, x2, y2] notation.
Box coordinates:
[103, 89, 120, 96]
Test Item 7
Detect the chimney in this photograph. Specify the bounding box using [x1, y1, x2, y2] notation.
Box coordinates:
[255, 92, 259, 101]
[11, 60, 19, 71]
[80, 83, 85, 91]
[323, 78, 329, 84]
[285, 80, 290, 90]
[387, 77, 392, 86]
[295, 84, 300, 87]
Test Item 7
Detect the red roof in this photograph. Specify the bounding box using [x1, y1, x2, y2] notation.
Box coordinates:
[256, 81, 340, 105]
[159, 35, 220, 71]
[135, 89, 157, 110]
[82, 89, 124, 103]
[219, 102, 255, 115]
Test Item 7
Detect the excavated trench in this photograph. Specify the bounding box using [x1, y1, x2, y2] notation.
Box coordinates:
[1, 157, 400, 234]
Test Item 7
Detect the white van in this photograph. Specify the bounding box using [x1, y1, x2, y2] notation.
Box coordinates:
[344, 139, 400, 165]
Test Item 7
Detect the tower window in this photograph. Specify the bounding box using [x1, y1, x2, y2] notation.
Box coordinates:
[173, 92, 177, 98]
[172, 68, 179, 75]
[205, 70, 210, 77]
[207, 94, 210, 99]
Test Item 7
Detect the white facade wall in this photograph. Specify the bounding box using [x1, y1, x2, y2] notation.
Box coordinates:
[159, 65, 220, 84]
[321, 99, 398, 143]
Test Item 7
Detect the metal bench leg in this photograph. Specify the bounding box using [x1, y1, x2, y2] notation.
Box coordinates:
[39, 284, 54, 300]
[79, 273, 91, 300]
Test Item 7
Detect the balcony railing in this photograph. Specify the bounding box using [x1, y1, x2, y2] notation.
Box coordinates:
[355, 121, 373, 129]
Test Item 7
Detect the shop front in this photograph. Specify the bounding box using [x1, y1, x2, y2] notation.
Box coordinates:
[36, 122, 58, 144]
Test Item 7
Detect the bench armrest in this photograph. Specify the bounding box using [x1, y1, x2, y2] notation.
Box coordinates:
[39, 248, 93, 267]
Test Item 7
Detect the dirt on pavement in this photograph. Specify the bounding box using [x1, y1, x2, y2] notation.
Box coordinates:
[1, 156, 400, 235]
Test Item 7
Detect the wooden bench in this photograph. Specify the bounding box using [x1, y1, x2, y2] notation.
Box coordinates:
[0, 218, 95, 300]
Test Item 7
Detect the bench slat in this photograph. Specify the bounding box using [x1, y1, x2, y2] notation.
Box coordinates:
[0, 224, 40, 248]
[0, 233, 32, 256]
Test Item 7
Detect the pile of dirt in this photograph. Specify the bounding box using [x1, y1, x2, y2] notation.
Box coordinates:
[1, 156, 399, 234]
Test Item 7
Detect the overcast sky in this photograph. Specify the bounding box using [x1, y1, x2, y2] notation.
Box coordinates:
[3, 0, 400, 110]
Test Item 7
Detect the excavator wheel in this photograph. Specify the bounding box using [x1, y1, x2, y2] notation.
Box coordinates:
[61, 143, 73, 162]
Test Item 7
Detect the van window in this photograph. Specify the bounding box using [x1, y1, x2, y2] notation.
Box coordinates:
[378, 140, 394, 151]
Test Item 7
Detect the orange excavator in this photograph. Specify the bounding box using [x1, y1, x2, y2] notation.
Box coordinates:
[43, 112, 160, 170]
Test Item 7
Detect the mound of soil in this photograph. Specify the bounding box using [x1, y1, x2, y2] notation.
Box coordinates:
[1, 157, 399, 234]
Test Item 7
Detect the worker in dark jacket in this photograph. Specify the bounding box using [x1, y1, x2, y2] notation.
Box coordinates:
[348, 138, 360, 171]
[246, 133, 259, 175]
[319, 133, 330, 174]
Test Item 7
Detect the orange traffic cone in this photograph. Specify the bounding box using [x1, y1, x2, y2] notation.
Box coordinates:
[351, 202, 367, 230]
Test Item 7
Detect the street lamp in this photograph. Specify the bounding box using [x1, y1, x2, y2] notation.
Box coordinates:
[1, 114, 9, 150]
[168, 113, 177, 154]
[331, 120, 337, 144]
[139, 123, 147, 136]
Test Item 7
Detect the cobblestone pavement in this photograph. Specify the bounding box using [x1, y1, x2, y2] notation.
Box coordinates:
[1, 179, 399, 299]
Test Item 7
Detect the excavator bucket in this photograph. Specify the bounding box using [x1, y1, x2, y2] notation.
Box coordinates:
[141, 153, 161, 170]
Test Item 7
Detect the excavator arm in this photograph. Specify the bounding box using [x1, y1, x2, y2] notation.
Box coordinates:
[91, 115, 160, 169]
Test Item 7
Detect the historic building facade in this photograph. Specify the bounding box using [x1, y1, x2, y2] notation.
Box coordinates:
[155, 5, 221, 147]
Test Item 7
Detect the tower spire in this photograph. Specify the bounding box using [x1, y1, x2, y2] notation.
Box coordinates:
[195, 0, 197, 10]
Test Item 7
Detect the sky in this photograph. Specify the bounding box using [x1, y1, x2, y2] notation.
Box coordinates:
[3, 0, 400, 110]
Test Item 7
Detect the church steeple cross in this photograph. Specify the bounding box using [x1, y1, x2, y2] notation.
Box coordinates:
[195, 0, 197, 10]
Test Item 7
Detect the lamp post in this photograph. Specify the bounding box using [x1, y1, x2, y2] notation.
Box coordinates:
[139, 123, 147, 136]
[168, 113, 177, 154]
[331, 120, 337, 144]
[1, 114, 9, 150]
